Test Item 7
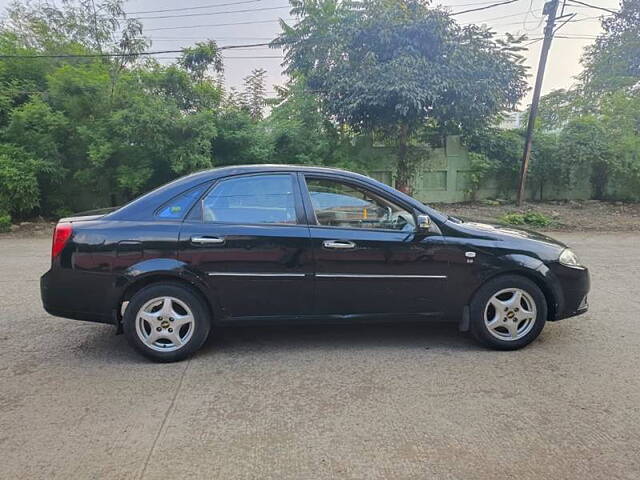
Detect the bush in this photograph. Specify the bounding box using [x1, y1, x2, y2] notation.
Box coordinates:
[499, 212, 552, 228]
[0, 212, 11, 232]
[0, 144, 44, 217]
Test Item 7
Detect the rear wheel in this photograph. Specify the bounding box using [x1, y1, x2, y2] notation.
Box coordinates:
[470, 275, 547, 350]
[123, 282, 211, 362]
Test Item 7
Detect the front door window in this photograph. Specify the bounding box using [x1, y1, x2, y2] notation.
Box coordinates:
[305, 178, 415, 231]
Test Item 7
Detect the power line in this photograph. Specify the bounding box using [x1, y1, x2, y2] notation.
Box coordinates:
[451, 0, 520, 16]
[0, 42, 272, 59]
[566, 0, 618, 15]
[147, 18, 291, 31]
[126, 0, 262, 15]
[460, 9, 542, 24]
[133, 5, 290, 21]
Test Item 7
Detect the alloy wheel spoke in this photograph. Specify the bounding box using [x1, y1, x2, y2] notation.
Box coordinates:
[490, 298, 509, 313]
[168, 331, 183, 347]
[509, 290, 523, 309]
[159, 297, 176, 319]
[146, 329, 161, 344]
[139, 311, 159, 325]
[487, 317, 502, 331]
[172, 313, 193, 328]
[506, 320, 519, 339]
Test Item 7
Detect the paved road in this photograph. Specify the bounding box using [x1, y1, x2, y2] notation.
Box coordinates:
[1, 233, 639, 479]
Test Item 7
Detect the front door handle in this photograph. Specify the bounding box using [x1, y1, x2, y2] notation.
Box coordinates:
[323, 240, 356, 250]
[191, 236, 225, 245]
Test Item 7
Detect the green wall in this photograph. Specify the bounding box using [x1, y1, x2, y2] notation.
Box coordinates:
[359, 136, 595, 204]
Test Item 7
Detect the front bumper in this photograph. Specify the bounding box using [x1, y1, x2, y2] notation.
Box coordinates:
[551, 264, 590, 321]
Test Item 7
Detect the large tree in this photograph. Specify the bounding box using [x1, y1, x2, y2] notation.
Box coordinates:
[275, 0, 528, 192]
[581, 0, 640, 96]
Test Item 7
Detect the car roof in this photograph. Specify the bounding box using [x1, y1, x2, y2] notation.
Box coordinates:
[187, 164, 368, 180]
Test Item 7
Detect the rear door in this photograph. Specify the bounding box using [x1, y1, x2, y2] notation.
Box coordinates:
[178, 173, 314, 319]
[300, 174, 449, 317]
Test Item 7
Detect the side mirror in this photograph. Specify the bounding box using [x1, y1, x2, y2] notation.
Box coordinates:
[416, 214, 432, 233]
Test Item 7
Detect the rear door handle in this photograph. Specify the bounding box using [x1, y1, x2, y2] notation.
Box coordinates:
[323, 240, 356, 249]
[191, 236, 225, 245]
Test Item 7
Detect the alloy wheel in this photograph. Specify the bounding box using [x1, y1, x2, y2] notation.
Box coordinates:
[483, 288, 537, 341]
[135, 296, 195, 352]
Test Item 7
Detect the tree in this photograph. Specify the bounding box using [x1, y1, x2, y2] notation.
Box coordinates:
[275, 0, 528, 192]
[581, 0, 640, 96]
[559, 117, 613, 199]
[535, 89, 583, 131]
[241, 68, 268, 120]
[266, 81, 349, 166]
[178, 40, 223, 83]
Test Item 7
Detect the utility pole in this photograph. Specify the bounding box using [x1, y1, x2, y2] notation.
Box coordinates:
[516, 0, 560, 206]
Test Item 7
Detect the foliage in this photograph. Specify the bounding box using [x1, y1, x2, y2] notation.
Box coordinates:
[499, 212, 552, 228]
[266, 81, 350, 166]
[0, 143, 48, 216]
[465, 152, 495, 200]
[275, 0, 528, 192]
[241, 68, 268, 120]
[534, 89, 583, 131]
[558, 116, 613, 199]
[0, 211, 10, 232]
[581, 0, 640, 96]
[0, 0, 637, 220]
[464, 128, 522, 194]
[178, 40, 223, 82]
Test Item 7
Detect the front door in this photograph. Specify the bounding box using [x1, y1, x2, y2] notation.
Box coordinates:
[178, 173, 313, 319]
[301, 175, 449, 317]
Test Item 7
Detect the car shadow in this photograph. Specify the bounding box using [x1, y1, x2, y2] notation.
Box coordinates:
[69, 321, 476, 365]
[199, 321, 475, 357]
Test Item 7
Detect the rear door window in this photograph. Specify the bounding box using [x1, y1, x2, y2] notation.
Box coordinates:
[202, 174, 298, 224]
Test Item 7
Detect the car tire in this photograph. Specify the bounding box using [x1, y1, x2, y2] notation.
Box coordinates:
[469, 275, 547, 350]
[123, 282, 211, 362]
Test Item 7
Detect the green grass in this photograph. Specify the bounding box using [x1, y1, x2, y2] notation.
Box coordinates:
[499, 212, 552, 228]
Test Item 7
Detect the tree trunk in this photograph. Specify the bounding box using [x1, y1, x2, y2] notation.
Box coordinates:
[395, 124, 412, 195]
[591, 162, 608, 200]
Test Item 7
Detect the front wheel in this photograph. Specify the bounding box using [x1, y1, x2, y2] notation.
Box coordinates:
[123, 282, 211, 362]
[469, 275, 547, 350]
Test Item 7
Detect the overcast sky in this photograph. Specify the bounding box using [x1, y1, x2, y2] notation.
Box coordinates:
[0, 0, 622, 107]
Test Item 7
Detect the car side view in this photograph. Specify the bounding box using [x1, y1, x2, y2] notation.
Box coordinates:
[40, 165, 590, 362]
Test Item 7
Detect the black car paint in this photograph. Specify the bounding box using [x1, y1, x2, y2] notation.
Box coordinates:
[40, 165, 590, 329]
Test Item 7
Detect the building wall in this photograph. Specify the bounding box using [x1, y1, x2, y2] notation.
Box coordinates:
[359, 136, 594, 204]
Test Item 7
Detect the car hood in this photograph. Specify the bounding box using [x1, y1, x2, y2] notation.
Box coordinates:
[446, 218, 567, 251]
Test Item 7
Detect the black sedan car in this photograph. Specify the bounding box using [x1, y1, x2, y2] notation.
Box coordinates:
[41, 165, 590, 361]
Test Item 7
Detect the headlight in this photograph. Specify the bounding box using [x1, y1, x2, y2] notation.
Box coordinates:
[559, 248, 583, 269]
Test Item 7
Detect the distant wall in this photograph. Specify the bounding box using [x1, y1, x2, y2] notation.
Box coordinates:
[359, 136, 595, 204]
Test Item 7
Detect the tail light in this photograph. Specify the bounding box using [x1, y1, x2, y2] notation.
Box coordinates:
[52, 223, 73, 259]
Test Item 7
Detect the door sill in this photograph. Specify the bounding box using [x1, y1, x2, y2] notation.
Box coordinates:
[217, 312, 444, 326]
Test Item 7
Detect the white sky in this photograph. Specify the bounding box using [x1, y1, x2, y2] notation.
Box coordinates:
[0, 0, 623, 107]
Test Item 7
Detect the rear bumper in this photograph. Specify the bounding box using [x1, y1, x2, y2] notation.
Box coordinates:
[40, 269, 116, 325]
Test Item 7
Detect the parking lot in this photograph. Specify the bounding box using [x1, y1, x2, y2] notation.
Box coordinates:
[1, 232, 639, 479]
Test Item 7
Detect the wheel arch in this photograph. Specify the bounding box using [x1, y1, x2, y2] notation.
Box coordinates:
[117, 272, 219, 329]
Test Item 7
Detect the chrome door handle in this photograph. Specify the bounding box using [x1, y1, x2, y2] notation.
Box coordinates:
[323, 240, 356, 249]
[191, 236, 225, 245]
